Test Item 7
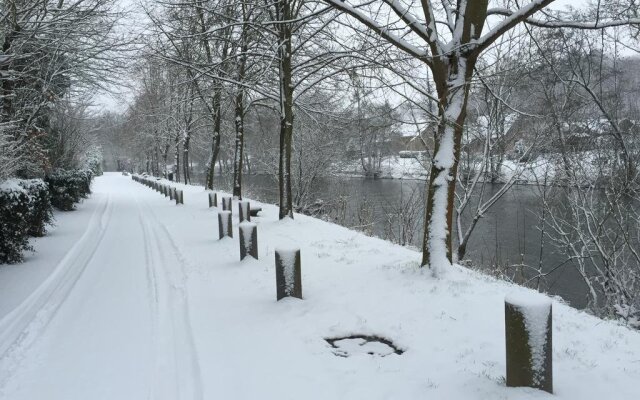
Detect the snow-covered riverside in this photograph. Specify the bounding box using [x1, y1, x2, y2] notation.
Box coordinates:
[0, 172, 638, 399]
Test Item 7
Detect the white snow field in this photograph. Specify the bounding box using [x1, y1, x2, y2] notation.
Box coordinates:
[0, 172, 639, 399]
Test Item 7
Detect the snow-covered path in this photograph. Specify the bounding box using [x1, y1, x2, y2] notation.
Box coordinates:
[0, 174, 201, 399]
[1, 173, 639, 400]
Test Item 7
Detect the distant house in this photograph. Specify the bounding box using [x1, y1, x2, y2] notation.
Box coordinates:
[390, 123, 437, 155]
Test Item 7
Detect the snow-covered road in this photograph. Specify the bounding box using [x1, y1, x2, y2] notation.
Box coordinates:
[1, 173, 639, 400]
[0, 174, 203, 399]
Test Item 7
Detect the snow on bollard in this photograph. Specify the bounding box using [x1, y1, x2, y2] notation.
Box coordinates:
[208, 192, 217, 208]
[239, 222, 258, 260]
[239, 201, 251, 222]
[218, 211, 232, 239]
[175, 190, 184, 205]
[505, 294, 553, 394]
[275, 248, 302, 300]
[222, 197, 232, 212]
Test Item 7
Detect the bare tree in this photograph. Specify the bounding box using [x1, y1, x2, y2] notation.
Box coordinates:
[323, 0, 640, 268]
[1, 0, 126, 177]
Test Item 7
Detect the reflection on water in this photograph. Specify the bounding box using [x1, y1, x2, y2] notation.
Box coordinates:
[194, 172, 590, 308]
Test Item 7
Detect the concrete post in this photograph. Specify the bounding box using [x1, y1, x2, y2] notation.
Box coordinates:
[209, 192, 218, 208]
[275, 248, 302, 300]
[222, 197, 232, 212]
[239, 222, 258, 260]
[505, 295, 553, 394]
[218, 211, 232, 239]
[239, 201, 251, 222]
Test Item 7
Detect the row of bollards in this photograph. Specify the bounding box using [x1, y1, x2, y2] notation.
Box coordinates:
[136, 181, 551, 394]
[131, 175, 183, 205]
[209, 193, 302, 301]
[209, 191, 551, 393]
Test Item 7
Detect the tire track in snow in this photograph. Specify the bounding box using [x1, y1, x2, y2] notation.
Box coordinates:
[0, 194, 113, 387]
[133, 192, 203, 400]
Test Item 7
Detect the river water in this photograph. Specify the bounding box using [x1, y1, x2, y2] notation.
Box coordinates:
[202, 173, 589, 308]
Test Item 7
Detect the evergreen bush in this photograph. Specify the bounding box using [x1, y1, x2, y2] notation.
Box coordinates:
[46, 169, 93, 211]
[0, 181, 33, 263]
[18, 179, 53, 237]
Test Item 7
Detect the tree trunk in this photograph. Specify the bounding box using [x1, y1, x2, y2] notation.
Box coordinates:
[232, 90, 245, 199]
[277, 0, 294, 219]
[232, 15, 248, 199]
[205, 91, 222, 190]
[421, 57, 474, 268]
[174, 133, 181, 183]
[183, 133, 190, 184]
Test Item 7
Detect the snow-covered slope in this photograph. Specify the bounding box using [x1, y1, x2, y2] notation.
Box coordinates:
[0, 173, 638, 399]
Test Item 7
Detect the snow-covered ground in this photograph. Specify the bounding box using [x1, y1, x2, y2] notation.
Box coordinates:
[0, 172, 639, 399]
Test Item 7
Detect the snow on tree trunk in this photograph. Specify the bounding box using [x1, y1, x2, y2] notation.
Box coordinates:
[505, 294, 553, 394]
[232, 94, 244, 200]
[421, 56, 473, 271]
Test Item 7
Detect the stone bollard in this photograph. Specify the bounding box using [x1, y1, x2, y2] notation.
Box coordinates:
[218, 211, 232, 239]
[505, 294, 553, 394]
[275, 248, 302, 300]
[163, 185, 169, 197]
[239, 222, 258, 260]
[169, 187, 175, 200]
[239, 201, 251, 222]
[176, 190, 184, 205]
[222, 197, 232, 212]
[208, 192, 218, 208]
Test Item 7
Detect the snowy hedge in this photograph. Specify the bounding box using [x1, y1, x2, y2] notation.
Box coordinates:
[45, 169, 93, 211]
[19, 179, 53, 237]
[0, 181, 34, 263]
[82, 146, 103, 177]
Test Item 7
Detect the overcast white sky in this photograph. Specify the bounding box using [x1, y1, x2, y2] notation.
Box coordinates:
[92, 0, 147, 113]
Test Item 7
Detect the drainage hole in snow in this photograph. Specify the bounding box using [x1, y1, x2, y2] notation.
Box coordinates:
[325, 335, 404, 358]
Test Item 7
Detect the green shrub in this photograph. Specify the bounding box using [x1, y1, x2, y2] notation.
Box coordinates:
[0, 180, 33, 263]
[45, 169, 93, 211]
[18, 179, 53, 237]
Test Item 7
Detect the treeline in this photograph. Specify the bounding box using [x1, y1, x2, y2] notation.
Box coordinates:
[105, 1, 640, 326]
[0, 0, 124, 263]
